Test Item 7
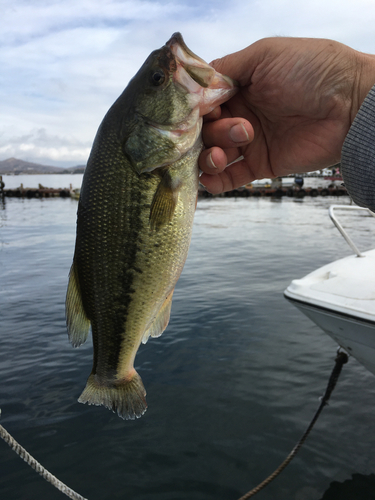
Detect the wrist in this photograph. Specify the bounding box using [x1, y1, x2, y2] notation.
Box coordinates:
[351, 51, 375, 122]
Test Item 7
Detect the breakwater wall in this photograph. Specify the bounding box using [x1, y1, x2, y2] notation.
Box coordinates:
[0, 178, 347, 200]
[3, 186, 71, 198]
[199, 185, 348, 199]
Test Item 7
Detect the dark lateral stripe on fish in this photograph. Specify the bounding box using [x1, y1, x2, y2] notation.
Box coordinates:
[77, 159, 146, 377]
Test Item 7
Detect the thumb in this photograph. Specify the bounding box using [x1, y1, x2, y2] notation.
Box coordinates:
[209, 40, 268, 86]
[209, 45, 259, 85]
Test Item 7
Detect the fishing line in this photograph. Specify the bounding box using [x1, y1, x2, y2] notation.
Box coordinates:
[237, 350, 349, 500]
[0, 412, 88, 500]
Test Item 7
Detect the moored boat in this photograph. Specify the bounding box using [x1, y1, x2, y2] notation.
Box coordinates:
[70, 187, 80, 200]
[284, 205, 375, 375]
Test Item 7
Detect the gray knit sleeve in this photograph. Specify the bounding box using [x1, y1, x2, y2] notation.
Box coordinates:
[341, 85, 375, 212]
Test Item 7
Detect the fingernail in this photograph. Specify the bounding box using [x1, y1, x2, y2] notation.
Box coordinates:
[229, 123, 249, 143]
[207, 152, 217, 169]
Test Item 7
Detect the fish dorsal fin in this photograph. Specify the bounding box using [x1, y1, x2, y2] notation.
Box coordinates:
[65, 261, 91, 347]
[150, 170, 181, 230]
[142, 289, 174, 344]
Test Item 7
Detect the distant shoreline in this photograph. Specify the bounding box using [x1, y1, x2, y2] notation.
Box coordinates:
[0, 157, 85, 175]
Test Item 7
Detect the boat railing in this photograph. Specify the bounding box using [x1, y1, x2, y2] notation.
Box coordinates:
[329, 204, 375, 257]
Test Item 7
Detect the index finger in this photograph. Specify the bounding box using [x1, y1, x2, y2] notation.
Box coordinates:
[203, 106, 222, 122]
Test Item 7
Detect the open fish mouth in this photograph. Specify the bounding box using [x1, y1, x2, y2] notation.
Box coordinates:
[144, 32, 238, 153]
[166, 32, 238, 115]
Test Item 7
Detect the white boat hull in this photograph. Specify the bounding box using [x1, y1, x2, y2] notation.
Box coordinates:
[285, 296, 375, 375]
[285, 243, 375, 376]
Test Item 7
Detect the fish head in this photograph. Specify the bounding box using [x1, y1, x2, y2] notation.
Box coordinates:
[122, 33, 238, 174]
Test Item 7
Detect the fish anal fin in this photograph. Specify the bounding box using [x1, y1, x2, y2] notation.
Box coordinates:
[142, 289, 174, 344]
[78, 371, 147, 420]
[65, 261, 91, 347]
[150, 171, 181, 231]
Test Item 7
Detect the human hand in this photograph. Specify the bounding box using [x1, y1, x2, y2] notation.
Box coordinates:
[199, 37, 375, 194]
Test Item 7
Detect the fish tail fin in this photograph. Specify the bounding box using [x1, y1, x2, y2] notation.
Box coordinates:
[78, 371, 147, 420]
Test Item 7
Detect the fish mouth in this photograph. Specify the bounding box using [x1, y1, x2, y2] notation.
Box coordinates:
[165, 32, 238, 115]
[140, 33, 239, 167]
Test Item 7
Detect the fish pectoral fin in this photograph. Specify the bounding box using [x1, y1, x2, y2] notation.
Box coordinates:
[149, 171, 181, 231]
[142, 289, 174, 344]
[65, 261, 91, 347]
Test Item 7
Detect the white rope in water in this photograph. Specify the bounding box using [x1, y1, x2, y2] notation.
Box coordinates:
[0, 411, 88, 500]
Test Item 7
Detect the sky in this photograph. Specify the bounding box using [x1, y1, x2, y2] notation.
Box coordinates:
[1, 0, 375, 168]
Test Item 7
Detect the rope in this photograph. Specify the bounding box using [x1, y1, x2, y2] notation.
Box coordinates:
[0, 412, 88, 500]
[237, 350, 349, 500]
[0, 350, 348, 500]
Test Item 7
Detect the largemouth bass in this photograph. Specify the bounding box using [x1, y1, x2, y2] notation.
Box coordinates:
[66, 33, 238, 420]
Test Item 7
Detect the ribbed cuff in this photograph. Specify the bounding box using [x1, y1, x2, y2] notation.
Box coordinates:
[341, 84, 375, 212]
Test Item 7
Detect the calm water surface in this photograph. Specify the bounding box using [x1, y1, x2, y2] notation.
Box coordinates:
[1, 175, 375, 500]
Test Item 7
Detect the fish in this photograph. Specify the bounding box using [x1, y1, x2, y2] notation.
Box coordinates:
[65, 33, 238, 420]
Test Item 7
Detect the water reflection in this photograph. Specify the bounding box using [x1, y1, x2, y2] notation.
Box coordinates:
[0, 174, 5, 211]
[321, 473, 375, 499]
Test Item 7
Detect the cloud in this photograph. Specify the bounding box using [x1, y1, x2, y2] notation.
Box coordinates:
[1, 0, 187, 46]
[1, 0, 375, 166]
[0, 128, 92, 166]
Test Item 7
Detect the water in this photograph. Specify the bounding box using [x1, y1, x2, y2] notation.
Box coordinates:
[1, 173, 83, 190]
[1, 175, 375, 500]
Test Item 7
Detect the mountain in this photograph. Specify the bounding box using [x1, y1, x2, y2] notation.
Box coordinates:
[0, 158, 85, 174]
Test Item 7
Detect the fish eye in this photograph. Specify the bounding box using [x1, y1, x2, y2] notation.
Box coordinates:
[150, 69, 166, 86]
